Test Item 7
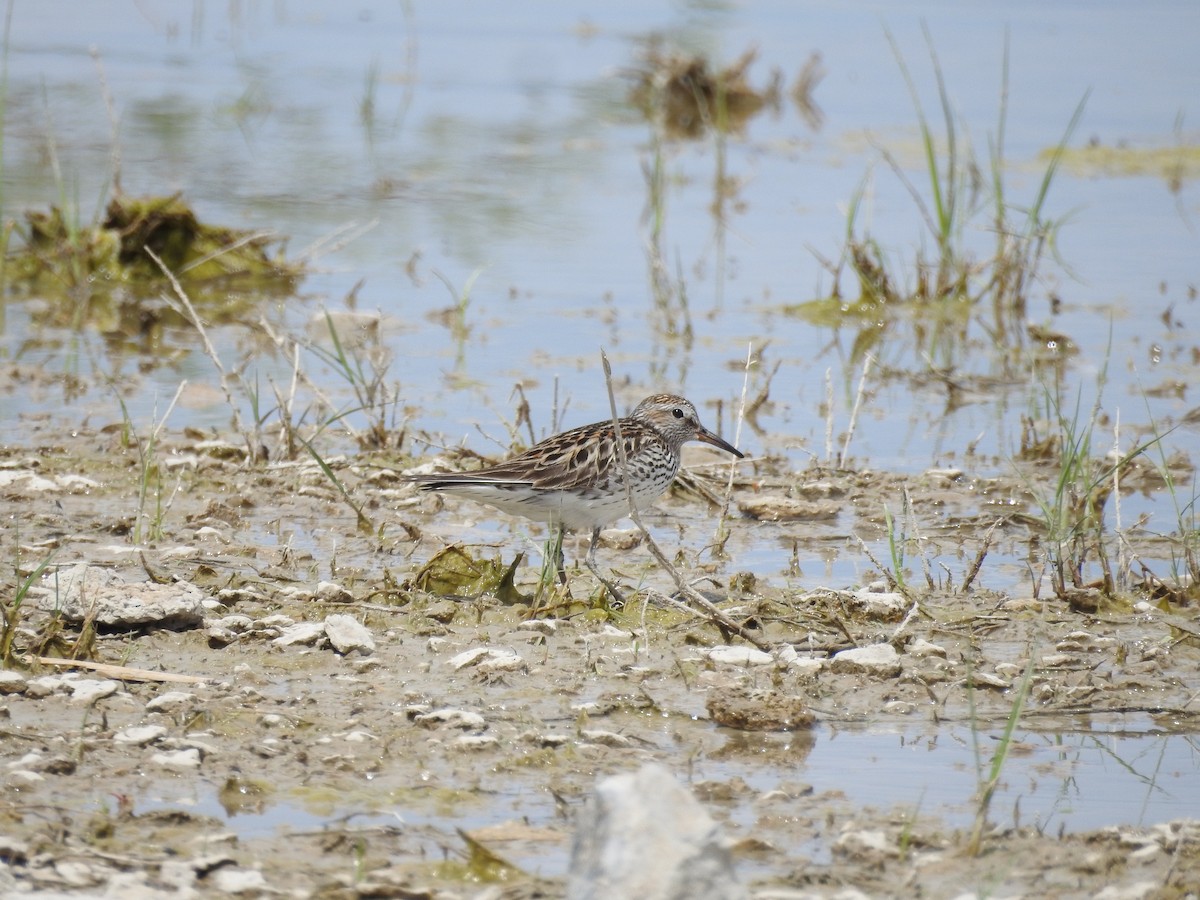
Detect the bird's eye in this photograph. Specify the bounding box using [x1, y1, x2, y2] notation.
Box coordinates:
[672, 408, 684, 419]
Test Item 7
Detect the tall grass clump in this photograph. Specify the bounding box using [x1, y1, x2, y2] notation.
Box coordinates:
[801, 29, 1086, 375]
[1018, 361, 1165, 604]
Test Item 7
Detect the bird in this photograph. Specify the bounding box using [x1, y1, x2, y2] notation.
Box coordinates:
[407, 394, 744, 599]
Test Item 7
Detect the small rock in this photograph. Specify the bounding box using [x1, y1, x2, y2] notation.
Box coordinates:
[273, 621, 327, 647]
[787, 657, 825, 676]
[736, 495, 840, 522]
[25, 675, 66, 698]
[44, 756, 76, 774]
[1041, 653, 1077, 668]
[580, 729, 633, 748]
[706, 686, 815, 732]
[477, 652, 528, 675]
[970, 672, 1012, 690]
[844, 588, 908, 620]
[146, 691, 196, 713]
[924, 467, 963, 479]
[567, 763, 747, 900]
[34, 564, 205, 630]
[53, 859, 102, 886]
[1095, 883, 1164, 900]
[151, 748, 202, 770]
[209, 866, 268, 894]
[315, 581, 353, 603]
[907, 638, 947, 659]
[598, 528, 642, 550]
[834, 828, 898, 861]
[829, 644, 902, 678]
[452, 734, 500, 750]
[518, 619, 560, 635]
[115, 725, 168, 746]
[449, 647, 523, 671]
[590, 624, 632, 641]
[324, 614, 375, 655]
[412, 709, 487, 731]
[6, 752, 42, 770]
[705, 646, 774, 667]
[0, 671, 27, 694]
[68, 679, 120, 705]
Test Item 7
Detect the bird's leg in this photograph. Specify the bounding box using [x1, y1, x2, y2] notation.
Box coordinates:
[584, 526, 627, 608]
[552, 526, 567, 585]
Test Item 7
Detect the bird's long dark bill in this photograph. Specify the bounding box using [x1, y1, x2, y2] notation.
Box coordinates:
[696, 428, 744, 459]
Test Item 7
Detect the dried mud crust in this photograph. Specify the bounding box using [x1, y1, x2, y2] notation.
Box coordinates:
[1, 427, 1198, 898]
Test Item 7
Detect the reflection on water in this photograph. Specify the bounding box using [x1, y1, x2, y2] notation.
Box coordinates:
[142, 719, 1199, 879]
[5, 3, 1196, 463]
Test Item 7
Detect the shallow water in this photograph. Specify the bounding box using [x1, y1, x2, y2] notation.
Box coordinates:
[4, 2, 1197, 460]
[147, 718, 1200, 879]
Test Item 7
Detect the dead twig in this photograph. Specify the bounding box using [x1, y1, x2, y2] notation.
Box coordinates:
[36, 657, 208, 684]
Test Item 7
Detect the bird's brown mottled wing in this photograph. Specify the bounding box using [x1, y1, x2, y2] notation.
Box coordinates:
[412, 419, 653, 492]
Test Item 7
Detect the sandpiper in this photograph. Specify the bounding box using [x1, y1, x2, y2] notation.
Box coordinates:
[408, 393, 744, 597]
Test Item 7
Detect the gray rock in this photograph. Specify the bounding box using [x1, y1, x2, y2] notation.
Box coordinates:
[114, 725, 168, 746]
[273, 621, 327, 647]
[35, 564, 205, 630]
[0, 671, 27, 694]
[324, 613, 375, 655]
[829, 643, 902, 678]
[68, 679, 120, 705]
[146, 690, 197, 713]
[567, 763, 747, 900]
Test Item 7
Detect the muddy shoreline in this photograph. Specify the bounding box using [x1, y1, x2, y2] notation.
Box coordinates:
[2, 425, 1198, 898]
